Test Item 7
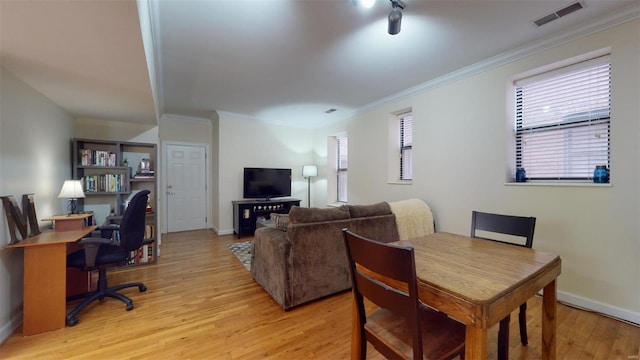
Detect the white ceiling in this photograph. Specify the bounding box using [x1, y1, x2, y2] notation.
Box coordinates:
[1, 0, 638, 129]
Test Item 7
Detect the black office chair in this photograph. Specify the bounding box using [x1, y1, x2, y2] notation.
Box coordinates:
[66, 190, 150, 326]
[470, 210, 536, 359]
[342, 229, 465, 360]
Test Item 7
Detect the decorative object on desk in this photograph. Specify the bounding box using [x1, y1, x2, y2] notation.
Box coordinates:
[302, 165, 317, 208]
[22, 194, 40, 236]
[58, 180, 85, 215]
[515, 167, 527, 182]
[1, 194, 41, 244]
[593, 165, 609, 183]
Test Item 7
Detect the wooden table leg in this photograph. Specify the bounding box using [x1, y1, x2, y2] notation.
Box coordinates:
[498, 314, 510, 360]
[351, 294, 361, 359]
[542, 279, 557, 359]
[465, 325, 488, 360]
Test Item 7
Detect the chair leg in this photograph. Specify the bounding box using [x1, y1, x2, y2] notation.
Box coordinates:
[66, 268, 147, 326]
[498, 314, 510, 360]
[66, 291, 104, 326]
[109, 281, 147, 293]
[103, 290, 134, 310]
[519, 302, 528, 345]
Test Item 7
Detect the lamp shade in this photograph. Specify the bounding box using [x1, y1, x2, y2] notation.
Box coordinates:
[302, 165, 318, 178]
[58, 180, 85, 199]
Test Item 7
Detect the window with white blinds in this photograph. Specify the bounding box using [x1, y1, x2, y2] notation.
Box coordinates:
[515, 55, 611, 180]
[400, 112, 413, 180]
[337, 136, 348, 202]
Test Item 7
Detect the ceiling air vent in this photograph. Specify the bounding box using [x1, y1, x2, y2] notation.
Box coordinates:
[534, 1, 584, 27]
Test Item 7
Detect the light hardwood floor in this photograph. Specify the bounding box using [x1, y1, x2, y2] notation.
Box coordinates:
[1, 229, 638, 359]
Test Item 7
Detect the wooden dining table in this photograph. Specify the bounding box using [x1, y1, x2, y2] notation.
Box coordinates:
[350, 232, 562, 360]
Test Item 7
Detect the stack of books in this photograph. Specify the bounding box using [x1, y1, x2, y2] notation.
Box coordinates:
[134, 170, 154, 179]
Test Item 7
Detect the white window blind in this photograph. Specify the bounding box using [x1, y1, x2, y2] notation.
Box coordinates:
[337, 136, 348, 202]
[515, 55, 610, 180]
[400, 112, 413, 180]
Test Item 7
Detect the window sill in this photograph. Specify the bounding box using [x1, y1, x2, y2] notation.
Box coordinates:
[388, 180, 413, 185]
[326, 202, 347, 207]
[505, 181, 612, 187]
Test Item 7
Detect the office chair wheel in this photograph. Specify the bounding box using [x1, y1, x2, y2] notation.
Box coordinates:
[66, 316, 79, 327]
[126, 303, 134, 311]
[139, 285, 147, 292]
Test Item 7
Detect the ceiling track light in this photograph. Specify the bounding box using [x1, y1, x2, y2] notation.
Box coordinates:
[388, 0, 406, 35]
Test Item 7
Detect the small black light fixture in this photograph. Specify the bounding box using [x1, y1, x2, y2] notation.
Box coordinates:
[388, 0, 406, 35]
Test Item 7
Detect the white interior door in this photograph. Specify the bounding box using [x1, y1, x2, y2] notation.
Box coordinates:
[166, 144, 207, 232]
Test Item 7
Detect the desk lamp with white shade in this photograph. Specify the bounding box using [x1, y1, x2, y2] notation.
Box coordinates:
[58, 180, 85, 215]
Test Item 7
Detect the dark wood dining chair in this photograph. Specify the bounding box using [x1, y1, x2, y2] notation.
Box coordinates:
[470, 210, 536, 359]
[342, 229, 465, 360]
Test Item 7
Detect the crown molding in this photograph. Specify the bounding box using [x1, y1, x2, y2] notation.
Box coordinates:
[357, 5, 639, 116]
[161, 113, 213, 123]
[216, 111, 262, 122]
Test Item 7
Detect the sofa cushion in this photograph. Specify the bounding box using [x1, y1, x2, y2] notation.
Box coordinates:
[270, 213, 290, 231]
[348, 202, 392, 218]
[288, 205, 350, 223]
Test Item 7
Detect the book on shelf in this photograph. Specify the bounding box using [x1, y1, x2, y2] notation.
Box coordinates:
[128, 242, 153, 264]
[80, 173, 126, 193]
[144, 224, 155, 240]
[79, 149, 118, 167]
[134, 171, 155, 179]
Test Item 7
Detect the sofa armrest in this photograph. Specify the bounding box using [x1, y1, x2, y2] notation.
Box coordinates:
[251, 227, 292, 308]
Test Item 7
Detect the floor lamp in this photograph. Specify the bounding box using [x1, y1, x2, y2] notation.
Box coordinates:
[302, 165, 317, 208]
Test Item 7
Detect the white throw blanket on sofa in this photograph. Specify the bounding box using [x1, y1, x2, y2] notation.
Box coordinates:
[388, 199, 434, 241]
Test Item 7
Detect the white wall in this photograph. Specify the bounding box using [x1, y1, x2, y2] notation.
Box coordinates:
[0, 68, 76, 341]
[313, 20, 640, 323]
[216, 113, 314, 234]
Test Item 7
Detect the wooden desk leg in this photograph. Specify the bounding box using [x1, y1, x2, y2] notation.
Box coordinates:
[465, 325, 488, 360]
[542, 279, 557, 360]
[23, 243, 67, 336]
[350, 294, 362, 359]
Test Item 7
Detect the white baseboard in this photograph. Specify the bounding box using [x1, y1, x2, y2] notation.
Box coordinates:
[558, 290, 640, 325]
[0, 311, 22, 344]
[210, 224, 234, 236]
[216, 229, 235, 236]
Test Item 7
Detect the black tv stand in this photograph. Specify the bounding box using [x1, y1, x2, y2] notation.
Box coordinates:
[232, 198, 301, 239]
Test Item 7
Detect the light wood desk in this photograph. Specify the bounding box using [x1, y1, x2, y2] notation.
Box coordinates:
[5, 225, 97, 336]
[351, 232, 561, 360]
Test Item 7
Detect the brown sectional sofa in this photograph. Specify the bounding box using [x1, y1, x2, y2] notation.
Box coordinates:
[250, 202, 399, 310]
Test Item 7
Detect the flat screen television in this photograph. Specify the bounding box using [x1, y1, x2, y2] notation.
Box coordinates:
[243, 167, 292, 200]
